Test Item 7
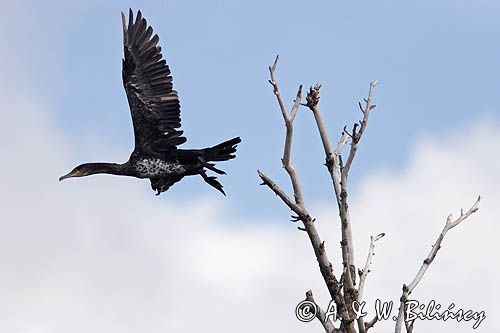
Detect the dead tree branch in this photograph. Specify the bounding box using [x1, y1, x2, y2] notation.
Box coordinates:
[305, 290, 338, 333]
[394, 196, 481, 333]
[358, 233, 385, 301]
[306, 81, 377, 333]
[364, 315, 379, 331]
[258, 56, 380, 333]
[357, 233, 384, 332]
[258, 56, 351, 331]
[258, 55, 482, 333]
[267, 55, 304, 206]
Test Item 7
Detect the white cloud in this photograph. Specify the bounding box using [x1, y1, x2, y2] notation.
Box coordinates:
[1, 80, 497, 333]
[313, 119, 499, 332]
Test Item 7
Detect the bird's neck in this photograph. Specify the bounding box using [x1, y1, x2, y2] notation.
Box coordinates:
[86, 162, 130, 176]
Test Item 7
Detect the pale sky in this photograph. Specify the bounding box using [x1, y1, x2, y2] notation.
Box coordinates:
[0, 1, 499, 332]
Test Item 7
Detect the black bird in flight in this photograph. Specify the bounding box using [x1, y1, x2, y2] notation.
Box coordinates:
[59, 9, 241, 195]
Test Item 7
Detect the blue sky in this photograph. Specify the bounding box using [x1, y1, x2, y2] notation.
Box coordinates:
[1, 1, 499, 332]
[4, 0, 499, 218]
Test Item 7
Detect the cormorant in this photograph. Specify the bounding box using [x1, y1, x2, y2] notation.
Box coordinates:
[59, 9, 241, 195]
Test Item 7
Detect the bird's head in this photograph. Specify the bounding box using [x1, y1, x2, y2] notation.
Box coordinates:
[59, 163, 120, 181]
[59, 164, 94, 181]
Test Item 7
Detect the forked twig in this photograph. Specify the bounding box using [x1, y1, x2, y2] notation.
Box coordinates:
[394, 196, 481, 333]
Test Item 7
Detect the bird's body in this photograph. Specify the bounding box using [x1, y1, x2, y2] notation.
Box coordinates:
[59, 9, 241, 195]
[133, 157, 189, 179]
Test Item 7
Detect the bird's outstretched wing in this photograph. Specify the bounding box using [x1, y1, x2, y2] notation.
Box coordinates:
[121, 9, 186, 156]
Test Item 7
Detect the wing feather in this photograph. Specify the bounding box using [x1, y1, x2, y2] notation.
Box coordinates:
[121, 9, 186, 156]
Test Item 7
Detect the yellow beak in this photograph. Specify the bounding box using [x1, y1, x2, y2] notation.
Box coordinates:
[59, 170, 82, 181]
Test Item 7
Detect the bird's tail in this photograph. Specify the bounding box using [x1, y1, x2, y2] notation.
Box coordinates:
[204, 137, 241, 162]
[198, 137, 241, 195]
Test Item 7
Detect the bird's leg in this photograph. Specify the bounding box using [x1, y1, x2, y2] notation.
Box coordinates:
[197, 157, 226, 175]
[150, 177, 166, 195]
[199, 170, 225, 195]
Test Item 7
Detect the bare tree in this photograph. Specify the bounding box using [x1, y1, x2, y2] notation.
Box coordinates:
[257, 55, 481, 333]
